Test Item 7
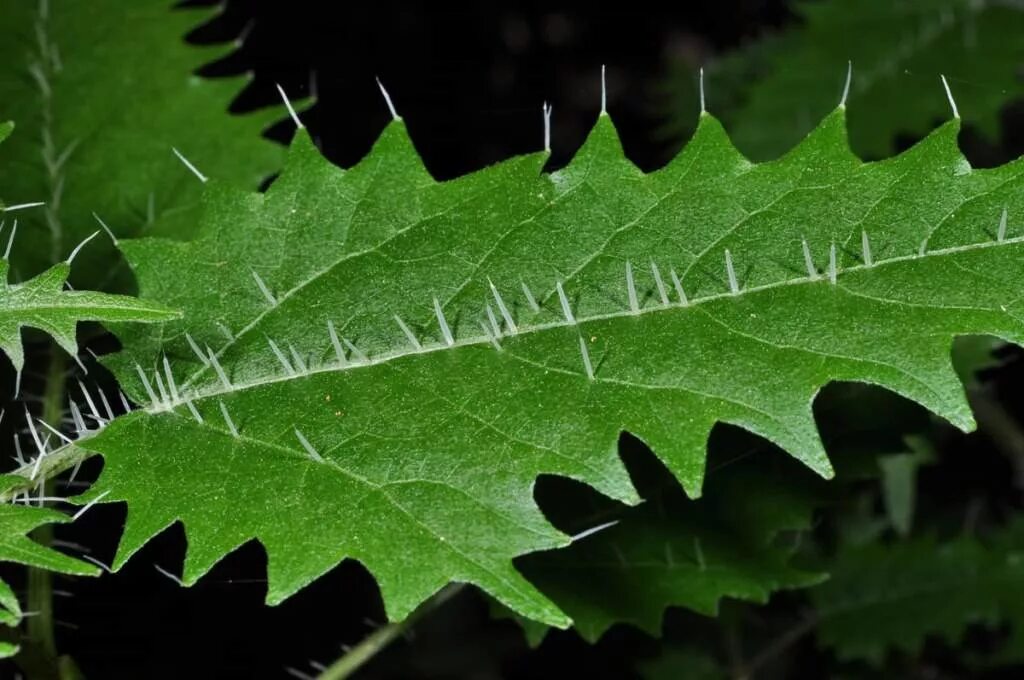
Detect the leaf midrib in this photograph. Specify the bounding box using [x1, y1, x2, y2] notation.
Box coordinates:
[150, 233, 1024, 412]
[0, 300, 170, 314]
[176, 150, 555, 394]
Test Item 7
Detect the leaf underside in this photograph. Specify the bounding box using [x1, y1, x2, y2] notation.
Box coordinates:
[67, 96, 1024, 626]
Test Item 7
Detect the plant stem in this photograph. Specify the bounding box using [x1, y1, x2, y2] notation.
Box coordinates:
[968, 385, 1024, 491]
[721, 612, 744, 680]
[735, 614, 818, 679]
[0, 444, 91, 502]
[23, 349, 67, 678]
[315, 585, 462, 680]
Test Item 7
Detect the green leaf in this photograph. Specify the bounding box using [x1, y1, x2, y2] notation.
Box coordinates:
[0, 476, 99, 577]
[812, 519, 1024, 664]
[0, 0, 292, 281]
[0, 258, 179, 373]
[0, 577, 19, 625]
[0, 576, 21, 658]
[489, 601, 549, 648]
[665, 0, 1024, 160]
[989, 519, 1024, 664]
[0, 112, 179, 370]
[951, 334, 1004, 386]
[636, 647, 724, 680]
[68, 101, 1024, 626]
[0, 474, 101, 660]
[517, 451, 825, 641]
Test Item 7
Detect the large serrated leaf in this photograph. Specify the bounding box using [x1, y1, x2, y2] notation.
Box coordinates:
[63, 98, 1024, 626]
[0, 0, 292, 282]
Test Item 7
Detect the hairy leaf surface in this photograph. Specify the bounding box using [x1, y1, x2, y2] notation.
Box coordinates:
[66, 100, 1024, 625]
[0, 0, 291, 281]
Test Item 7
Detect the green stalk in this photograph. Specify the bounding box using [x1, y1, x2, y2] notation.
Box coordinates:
[315, 585, 462, 680]
[0, 444, 90, 503]
[21, 349, 67, 679]
[968, 385, 1024, 491]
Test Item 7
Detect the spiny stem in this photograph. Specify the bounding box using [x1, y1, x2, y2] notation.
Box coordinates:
[0, 444, 89, 502]
[24, 349, 66, 674]
[315, 585, 462, 680]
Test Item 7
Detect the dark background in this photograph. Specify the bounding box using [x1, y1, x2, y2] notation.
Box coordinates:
[5, 1, 1023, 678]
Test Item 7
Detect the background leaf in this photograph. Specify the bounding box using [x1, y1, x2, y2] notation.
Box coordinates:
[0, 577, 21, 659]
[0, 476, 97, 577]
[812, 518, 1024, 664]
[663, 0, 1024, 160]
[0, 0, 292, 284]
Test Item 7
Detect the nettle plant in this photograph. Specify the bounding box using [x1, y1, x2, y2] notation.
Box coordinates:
[2, 1, 1024, 678]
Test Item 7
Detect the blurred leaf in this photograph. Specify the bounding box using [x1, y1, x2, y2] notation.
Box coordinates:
[878, 436, 935, 536]
[517, 451, 825, 641]
[0, 0, 294, 286]
[813, 518, 1024, 664]
[0, 577, 20, 659]
[636, 646, 724, 680]
[663, 0, 1024, 160]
